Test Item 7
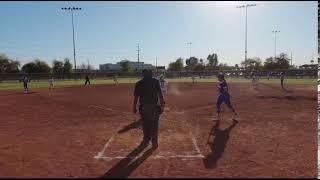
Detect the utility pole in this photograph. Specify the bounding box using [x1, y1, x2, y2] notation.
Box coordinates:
[137, 43, 140, 71]
[156, 56, 158, 67]
[61, 7, 82, 73]
[272, 30, 280, 60]
[155, 56, 158, 74]
[290, 51, 292, 66]
[236, 3, 257, 71]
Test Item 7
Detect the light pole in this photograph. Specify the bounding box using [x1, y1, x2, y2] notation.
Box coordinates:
[272, 30, 280, 60]
[236, 3, 256, 71]
[61, 7, 82, 72]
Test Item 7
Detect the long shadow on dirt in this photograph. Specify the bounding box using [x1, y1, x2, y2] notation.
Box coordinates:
[257, 83, 294, 93]
[256, 95, 316, 101]
[100, 142, 156, 178]
[118, 119, 142, 134]
[203, 119, 238, 169]
[0, 91, 39, 96]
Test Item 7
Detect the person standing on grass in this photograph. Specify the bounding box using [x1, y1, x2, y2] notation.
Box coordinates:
[133, 69, 165, 149]
[21, 74, 29, 94]
[192, 74, 196, 84]
[280, 72, 285, 89]
[48, 76, 55, 91]
[84, 74, 91, 86]
[113, 74, 118, 84]
[216, 73, 237, 121]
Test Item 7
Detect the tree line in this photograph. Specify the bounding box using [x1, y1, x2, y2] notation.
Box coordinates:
[0, 51, 314, 74]
[167, 52, 305, 71]
[0, 53, 76, 74]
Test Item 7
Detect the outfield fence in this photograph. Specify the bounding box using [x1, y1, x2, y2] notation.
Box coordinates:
[0, 69, 317, 82]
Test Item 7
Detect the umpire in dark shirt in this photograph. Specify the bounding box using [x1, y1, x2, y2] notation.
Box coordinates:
[133, 69, 165, 149]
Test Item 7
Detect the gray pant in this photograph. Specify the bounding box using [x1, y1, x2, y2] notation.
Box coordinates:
[139, 104, 160, 145]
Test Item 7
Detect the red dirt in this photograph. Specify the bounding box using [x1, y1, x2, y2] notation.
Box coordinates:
[0, 82, 317, 178]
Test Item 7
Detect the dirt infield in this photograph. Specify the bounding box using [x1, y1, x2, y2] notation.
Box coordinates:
[0, 82, 317, 178]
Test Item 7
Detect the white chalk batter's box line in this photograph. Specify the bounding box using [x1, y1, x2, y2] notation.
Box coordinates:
[95, 154, 204, 161]
[93, 129, 205, 161]
[91, 104, 204, 161]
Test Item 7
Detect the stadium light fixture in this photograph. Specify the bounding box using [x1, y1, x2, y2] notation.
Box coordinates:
[61, 7, 82, 72]
[236, 3, 257, 71]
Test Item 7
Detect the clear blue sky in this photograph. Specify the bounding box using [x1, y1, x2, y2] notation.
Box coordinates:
[0, 1, 317, 69]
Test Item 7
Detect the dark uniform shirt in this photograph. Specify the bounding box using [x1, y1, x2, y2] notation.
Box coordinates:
[22, 76, 28, 84]
[134, 77, 161, 105]
[218, 80, 229, 95]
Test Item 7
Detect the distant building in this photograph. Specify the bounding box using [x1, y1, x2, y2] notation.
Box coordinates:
[99, 61, 155, 72]
[299, 64, 317, 70]
[155, 66, 166, 72]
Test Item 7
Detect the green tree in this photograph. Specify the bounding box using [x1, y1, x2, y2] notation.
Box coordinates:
[218, 63, 233, 70]
[194, 63, 205, 71]
[22, 62, 37, 73]
[119, 59, 131, 73]
[0, 53, 20, 73]
[52, 60, 64, 74]
[241, 57, 262, 70]
[275, 53, 290, 70]
[168, 57, 184, 71]
[264, 53, 290, 70]
[206, 53, 218, 69]
[185, 57, 199, 70]
[22, 59, 51, 73]
[35, 60, 51, 73]
[63, 58, 73, 74]
[6, 60, 20, 73]
[263, 57, 276, 70]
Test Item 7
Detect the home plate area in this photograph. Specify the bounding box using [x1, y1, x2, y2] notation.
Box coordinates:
[94, 109, 204, 161]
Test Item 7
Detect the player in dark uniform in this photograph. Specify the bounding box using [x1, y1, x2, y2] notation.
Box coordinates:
[84, 74, 90, 86]
[216, 73, 237, 120]
[21, 74, 29, 94]
[133, 69, 165, 149]
[280, 72, 285, 89]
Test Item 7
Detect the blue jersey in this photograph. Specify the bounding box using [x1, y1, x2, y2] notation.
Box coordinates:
[22, 76, 28, 84]
[218, 80, 228, 95]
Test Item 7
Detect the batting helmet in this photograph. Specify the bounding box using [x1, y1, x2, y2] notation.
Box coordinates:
[217, 73, 225, 80]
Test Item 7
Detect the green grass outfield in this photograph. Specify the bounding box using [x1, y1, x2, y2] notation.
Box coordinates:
[0, 77, 316, 90]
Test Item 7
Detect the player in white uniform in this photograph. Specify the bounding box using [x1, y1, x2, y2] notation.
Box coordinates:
[251, 72, 259, 86]
[192, 74, 196, 84]
[48, 76, 54, 91]
[158, 75, 168, 96]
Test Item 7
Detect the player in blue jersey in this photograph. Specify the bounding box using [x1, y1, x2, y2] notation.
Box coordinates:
[216, 73, 237, 120]
[21, 74, 29, 94]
